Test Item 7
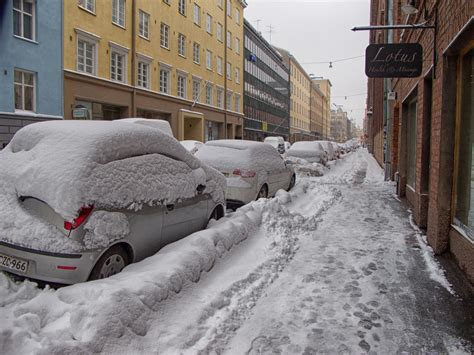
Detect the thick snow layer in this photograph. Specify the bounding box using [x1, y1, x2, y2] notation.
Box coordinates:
[83, 211, 130, 249]
[196, 140, 287, 188]
[0, 121, 225, 252]
[0, 149, 470, 354]
[116, 118, 173, 137]
[286, 141, 326, 163]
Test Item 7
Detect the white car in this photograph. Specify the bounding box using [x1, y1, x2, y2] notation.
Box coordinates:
[181, 140, 204, 154]
[286, 141, 328, 164]
[0, 120, 225, 285]
[316, 140, 337, 160]
[264, 136, 285, 154]
[196, 140, 296, 209]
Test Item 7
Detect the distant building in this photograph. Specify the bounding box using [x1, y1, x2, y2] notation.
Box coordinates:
[331, 107, 349, 143]
[311, 78, 332, 139]
[273, 46, 314, 143]
[243, 19, 289, 141]
[310, 82, 324, 139]
[0, 0, 63, 148]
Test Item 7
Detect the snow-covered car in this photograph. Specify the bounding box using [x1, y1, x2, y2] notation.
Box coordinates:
[196, 140, 296, 209]
[181, 140, 204, 154]
[316, 140, 337, 160]
[286, 141, 328, 164]
[284, 141, 291, 152]
[0, 121, 226, 285]
[117, 117, 174, 137]
[264, 136, 285, 154]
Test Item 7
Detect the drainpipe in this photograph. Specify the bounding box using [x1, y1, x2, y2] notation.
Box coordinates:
[223, 0, 228, 138]
[131, 0, 137, 116]
[384, 0, 393, 181]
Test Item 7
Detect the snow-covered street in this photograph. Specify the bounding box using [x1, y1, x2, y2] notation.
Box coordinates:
[1, 149, 473, 354]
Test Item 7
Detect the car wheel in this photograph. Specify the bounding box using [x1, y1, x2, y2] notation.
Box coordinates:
[287, 174, 296, 191]
[209, 205, 224, 222]
[257, 184, 268, 200]
[88, 245, 130, 281]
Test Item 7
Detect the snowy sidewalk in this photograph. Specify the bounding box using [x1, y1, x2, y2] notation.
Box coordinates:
[0, 150, 472, 354]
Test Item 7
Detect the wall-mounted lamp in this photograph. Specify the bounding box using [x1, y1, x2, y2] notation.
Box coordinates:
[401, 0, 418, 15]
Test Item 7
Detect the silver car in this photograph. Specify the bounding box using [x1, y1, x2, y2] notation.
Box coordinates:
[0, 120, 226, 285]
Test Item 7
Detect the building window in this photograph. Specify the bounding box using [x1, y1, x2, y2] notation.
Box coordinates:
[205, 85, 213, 105]
[235, 67, 240, 83]
[206, 50, 212, 70]
[137, 61, 150, 88]
[235, 37, 240, 54]
[178, 0, 186, 15]
[218, 0, 223, 9]
[13, 0, 34, 41]
[217, 23, 223, 42]
[78, 0, 95, 13]
[217, 88, 223, 108]
[77, 37, 97, 75]
[206, 14, 212, 34]
[110, 51, 126, 83]
[226, 31, 232, 49]
[193, 3, 200, 26]
[163, 0, 170, 4]
[139, 10, 149, 39]
[226, 91, 232, 110]
[235, 8, 240, 24]
[226, 0, 231, 17]
[217, 56, 223, 75]
[160, 23, 169, 49]
[226, 62, 231, 80]
[454, 48, 474, 240]
[178, 33, 186, 56]
[112, 0, 125, 27]
[177, 74, 186, 98]
[159, 68, 170, 94]
[192, 79, 201, 102]
[193, 42, 200, 64]
[14, 69, 35, 111]
[234, 94, 240, 112]
[406, 96, 417, 189]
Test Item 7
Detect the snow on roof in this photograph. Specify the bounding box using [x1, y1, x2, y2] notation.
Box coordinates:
[205, 139, 264, 151]
[289, 141, 324, 151]
[117, 118, 173, 137]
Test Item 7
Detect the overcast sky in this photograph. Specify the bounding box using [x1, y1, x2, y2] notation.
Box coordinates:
[245, 0, 370, 127]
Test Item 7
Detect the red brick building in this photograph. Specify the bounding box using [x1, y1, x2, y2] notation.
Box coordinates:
[367, 0, 474, 283]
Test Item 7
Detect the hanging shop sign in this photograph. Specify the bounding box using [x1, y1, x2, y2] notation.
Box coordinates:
[365, 43, 423, 78]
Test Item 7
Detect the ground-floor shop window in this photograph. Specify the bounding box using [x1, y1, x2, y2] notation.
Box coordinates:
[205, 120, 220, 141]
[454, 48, 474, 241]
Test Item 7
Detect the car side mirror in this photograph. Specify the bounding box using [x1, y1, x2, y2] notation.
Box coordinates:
[196, 184, 206, 194]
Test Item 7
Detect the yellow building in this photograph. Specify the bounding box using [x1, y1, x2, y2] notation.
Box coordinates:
[63, 0, 247, 141]
[311, 78, 332, 139]
[310, 82, 324, 138]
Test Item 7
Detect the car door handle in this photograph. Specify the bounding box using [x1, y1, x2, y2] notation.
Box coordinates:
[166, 204, 175, 211]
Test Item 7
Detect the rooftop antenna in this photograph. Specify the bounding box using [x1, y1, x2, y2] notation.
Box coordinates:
[254, 19, 262, 32]
[266, 24, 275, 43]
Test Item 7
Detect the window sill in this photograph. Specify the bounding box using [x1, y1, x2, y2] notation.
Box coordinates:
[160, 45, 170, 51]
[78, 6, 96, 16]
[112, 22, 126, 30]
[13, 35, 38, 45]
[178, 54, 186, 59]
[193, 61, 201, 65]
[138, 34, 150, 41]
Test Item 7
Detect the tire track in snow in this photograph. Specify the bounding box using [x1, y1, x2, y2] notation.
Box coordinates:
[183, 185, 342, 354]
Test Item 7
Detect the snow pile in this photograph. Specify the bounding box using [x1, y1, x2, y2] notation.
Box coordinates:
[409, 214, 455, 295]
[294, 162, 327, 177]
[0, 121, 225, 252]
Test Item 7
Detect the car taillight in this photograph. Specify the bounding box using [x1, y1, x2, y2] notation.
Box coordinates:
[233, 169, 256, 178]
[64, 206, 94, 231]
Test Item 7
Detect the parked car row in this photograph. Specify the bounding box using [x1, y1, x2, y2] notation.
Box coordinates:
[0, 119, 295, 285]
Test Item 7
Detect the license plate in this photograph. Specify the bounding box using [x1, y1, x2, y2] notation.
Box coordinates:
[0, 253, 29, 274]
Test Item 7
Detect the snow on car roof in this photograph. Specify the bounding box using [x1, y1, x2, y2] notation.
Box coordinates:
[205, 139, 264, 151]
[116, 118, 173, 137]
[1, 120, 204, 219]
[289, 141, 324, 151]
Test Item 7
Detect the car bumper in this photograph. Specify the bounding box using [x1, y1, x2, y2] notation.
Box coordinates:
[0, 241, 100, 285]
[225, 178, 258, 206]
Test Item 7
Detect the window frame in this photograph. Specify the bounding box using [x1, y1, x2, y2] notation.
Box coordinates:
[13, 0, 35, 41]
[13, 68, 36, 112]
[206, 49, 212, 70]
[112, 0, 125, 28]
[206, 13, 213, 34]
[178, 0, 186, 16]
[193, 42, 201, 64]
[217, 23, 223, 42]
[109, 43, 128, 83]
[178, 33, 186, 57]
[137, 55, 152, 89]
[217, 56, 223, 75]
[193, 3, 201, 26]
[177, 72, 187, 98]
[159, 66, 171, 94]
[76, 30, 99, 76]
[160, 22, 170, 49]
[78, 0, 95, 14]
[138, 10, 150, 39]
[192, 78, 201, 102]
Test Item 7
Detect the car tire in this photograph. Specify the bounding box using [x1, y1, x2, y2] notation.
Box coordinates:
[256, 184, 268, 200]
[209, 205, 224, 222]
[88, 245, 130, 281]
[287, 174, 296, 191]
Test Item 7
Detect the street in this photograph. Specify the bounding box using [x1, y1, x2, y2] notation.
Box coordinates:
[1, 149, 468, 354]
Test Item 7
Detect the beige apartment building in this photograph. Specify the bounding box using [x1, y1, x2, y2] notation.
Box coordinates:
[310, 82, 324, 138]
[63, 0, 247, 141]
[273, 46, 313, 142]
[311, 77, 331, 139]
